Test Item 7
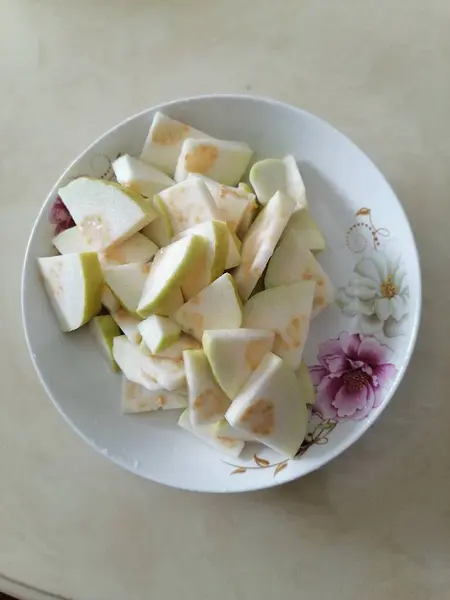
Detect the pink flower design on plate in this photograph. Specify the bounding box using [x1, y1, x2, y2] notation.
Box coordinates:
[49, 196, 75, 234]
[310, 332, 397, 422]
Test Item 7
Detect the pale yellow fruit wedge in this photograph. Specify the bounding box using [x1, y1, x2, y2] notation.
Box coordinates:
[225, 231, 241, 269]
[101, 284, 121, 313]
[140, 334, 201, 360]
[138, 315, 181, 354]
[111, 309, 142, 345]
[295, 361, 316, 406]
[174, 273, 242, 341]
[242, 281, 315, 370]
[183, 349, 231, 426]
[225, 353, 308, 458]
[99, 233, 158, 266]
[59, 177, 157, 250]
[249, 155, 307, 210]
[37, 252, 103, 332]
[112, 154, 174, 198]
[89, 315, 121, 371]
[121, 377, 187, 413]
[212, 419, 256, 443]
[103, 262, 150, 313]
[281, 209, 326, 253]
[140, 195, 173, 247]
[232, 191, 296, 301]
[178, 410, 245, 458]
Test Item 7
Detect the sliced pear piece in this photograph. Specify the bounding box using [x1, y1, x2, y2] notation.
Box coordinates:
[296, 361, 316, 406]
[138, 315, 181, 354]
[212, 419, 256, 443]
[158, 178, 221, 236]
[101, 284, 121, 313]
[137, 236, 206, 317]
[52, 226, 92, 254]
[100, 233, 158, 266]
[111, 309, 142, 344]
[264, 233, 334, 317]
[140, 111, 213, 176]
[225, 231, 241, 269]
[37, 252, 103, 332]
[89, 315, 121, 371]
[103, 262, 150, 313]
[183, 349, 231, 425]
[242, 281, 315, 370]
[203, 329, 274, 400]
[231, 190, 296, 301]
[174, 221, 229, 299]
[178, 410, 245, 458]
[226, 352, 308, 457]
[174, 273, 242, 341]
[121, 377, 187, 413]
[140, 195, 173, 247]
[175, 138, 253, 185]
[249, 155, 307, 210]
[113, 336, 186, 391]
[112, 154, 174, 198]
[141, 334, 201, 359]
[236, 197, 259, 239]
[58, 177, 157, 250]
[154, 286, 184, 317]
[281, 209, 326, 253]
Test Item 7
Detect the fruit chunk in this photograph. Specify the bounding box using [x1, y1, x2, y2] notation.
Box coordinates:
[37, 253, 103, 332]
[174, 273, 242, 341]
[183, 349, 231, 425]
[112, 154, 174, 198]
[264, 233, 334, 317]
[121, 377, 187, 413]
[140, 195, 173, 247]
[103, 262, 150, 313]
[137, 236, 206, 317]
[58, 177, 156, 250]
[113, 336, 186, 391]
[158, 178, 221, 236]
[140, 111, 213, 176]
[225, 352, 308, 457]
[89, 315, 121, 371]
[232, 191, 296, 301]
[101, 284, 121, 313]
[225, 232, 241, 269]
[242, 281, 315, 370]
[141, 334, 201, 359]
[111, 309, 142, 344]
[138, 315, 181, 354]
[52, 226, 91, 254]
[212, 419, 255, 442]
[281, 209, 326, 253]
[175, 138, 253, 186]
[174, 221, 229, 299]
[249, 155, 307, 210]
[178, 410, 245, 458]
[296, 361, 316, 406]
[100, 233, 158, 266]
[203, 329, 274, 400]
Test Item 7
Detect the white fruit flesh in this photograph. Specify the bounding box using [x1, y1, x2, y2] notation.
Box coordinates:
[296, 361, 316, 406]
[188, 174, 256, 232]
[121, 377, 186, 413]
[178, 410, 245, 458]
[103, 262, 150, 313]
[138, 236, 205, 317]
[249, 155, 307, 210]
[58, 177, 157, 250]
[158, 178, 221, 236]
[264, 233, 334, 317]
[175, 138, 253, 186]
[212, 419, 255, 443]
[113, 336, 186, 391]
[111, 309, 142, 344]
[52, 226, 92, 254]
[141, 334, 201, 359]
[89, 315, 121, 371]
[112, 154, 174, 198]
[225, 352, 308, 457]
[183, 350, 231, 426]
[140, 111, 213, 176]
[101, 284, 121, 313]
[236, 197, 259, 239]
[232, 191, 296, 301]
[281, 209, 326, 253]
[242, 281, 315, 370]
[174, 221, 229, 299]
[203, 329, 274, 400]
[138, 315, 181, 354]
[140, 195, 173, 247]
[174, 273, 243, 341]
[100, 233, 158, 266]
[225, 231, 241, 269]
[37, 253, 103, 332]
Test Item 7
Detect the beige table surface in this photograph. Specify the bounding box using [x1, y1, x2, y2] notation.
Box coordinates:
[1, 1, 449, 599]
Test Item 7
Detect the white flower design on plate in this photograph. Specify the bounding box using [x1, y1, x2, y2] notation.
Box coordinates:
[336, 252, 409, 337]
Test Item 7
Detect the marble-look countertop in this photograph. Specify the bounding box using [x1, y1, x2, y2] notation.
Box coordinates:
[1, 1, 449, 599]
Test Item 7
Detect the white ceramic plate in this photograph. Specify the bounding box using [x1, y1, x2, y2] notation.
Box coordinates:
[22, 95, 421, 492]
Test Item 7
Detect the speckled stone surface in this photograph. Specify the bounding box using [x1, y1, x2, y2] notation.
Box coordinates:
[1, 1, 449, 599]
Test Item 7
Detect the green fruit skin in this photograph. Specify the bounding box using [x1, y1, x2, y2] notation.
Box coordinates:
[80, 252, 104, 326]
[211, 221, 229, 281]
[92, 315, 121, 371]
[141, 195, 173, 247]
